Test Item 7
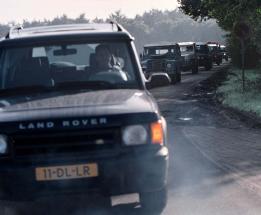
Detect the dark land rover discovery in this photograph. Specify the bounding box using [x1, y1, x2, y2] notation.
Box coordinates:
[195, 42, 213, 71]
[0, 23, 169, 213]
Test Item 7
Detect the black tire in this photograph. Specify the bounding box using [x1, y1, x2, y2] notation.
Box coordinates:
[177, 72, 181, 82]
[170, 74, 176, 84]
[192, 63, 199, 74]
[205, 59, 212, 71]
[205, 64, 211, 71]
[140, 187, 167, 214]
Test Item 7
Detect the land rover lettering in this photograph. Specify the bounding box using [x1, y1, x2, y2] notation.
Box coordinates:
[19, 122, 55, 130]
[18, 118, 108, 130]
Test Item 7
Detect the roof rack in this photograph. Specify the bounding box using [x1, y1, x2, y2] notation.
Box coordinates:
[5, 25, 23, 39]
[109, 20, 123, 32]
[108, 21, 134, 40]
[2, 23, 134, 41]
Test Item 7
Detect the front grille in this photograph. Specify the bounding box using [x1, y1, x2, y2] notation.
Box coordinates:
[12, 128, 121, 157]
[147, 60, 165, 72]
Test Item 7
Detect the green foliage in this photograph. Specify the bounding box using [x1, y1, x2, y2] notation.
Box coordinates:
[218, 68, 261, 116]
[228, 35, 260, 69]
[178, 0, 260, 30]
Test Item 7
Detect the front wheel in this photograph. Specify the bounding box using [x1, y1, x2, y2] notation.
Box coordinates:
[192, 63, 199, 74]
[140, 187, 167, 214]
[177, 72, 181, 83]
[169, 74, 176, 84]
[205, 64, 211, 71]
[205, 60, 212, 71]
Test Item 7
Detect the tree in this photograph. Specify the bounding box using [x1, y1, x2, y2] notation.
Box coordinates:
[75, 13, 89, 24]
[0, 10, 226, 53]
[178, 0, 260, 30]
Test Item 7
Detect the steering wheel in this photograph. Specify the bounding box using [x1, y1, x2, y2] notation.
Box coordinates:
[88, 68, 128, 84]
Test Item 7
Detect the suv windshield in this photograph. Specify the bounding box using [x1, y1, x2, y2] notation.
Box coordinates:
[196, 44, 209, 54]
[208, 45, 219, 52]
[180, 45, 194, 53]
[144, 46, 178, 58]
[0, 41, 139, 93]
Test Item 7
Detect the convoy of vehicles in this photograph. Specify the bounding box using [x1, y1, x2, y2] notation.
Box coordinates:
[141, 43, 183, 84]
[0, 23, 170, 214]
[141, 41, 227, 81]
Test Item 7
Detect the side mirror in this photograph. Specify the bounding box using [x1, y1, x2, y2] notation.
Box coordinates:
[146, 73, 171, 89]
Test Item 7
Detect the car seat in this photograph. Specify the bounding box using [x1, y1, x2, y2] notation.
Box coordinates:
[9, 57, 52, 88]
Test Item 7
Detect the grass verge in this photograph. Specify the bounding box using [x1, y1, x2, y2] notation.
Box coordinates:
[217, 68, 261, 117]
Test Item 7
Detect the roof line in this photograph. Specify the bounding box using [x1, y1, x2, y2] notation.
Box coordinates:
[6, 25, 23, 39]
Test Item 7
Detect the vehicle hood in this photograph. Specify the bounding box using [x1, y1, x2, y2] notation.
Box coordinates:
[0, 89, 159, 122]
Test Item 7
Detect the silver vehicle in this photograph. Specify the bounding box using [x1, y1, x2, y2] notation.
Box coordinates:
[178, 42, 199, 74]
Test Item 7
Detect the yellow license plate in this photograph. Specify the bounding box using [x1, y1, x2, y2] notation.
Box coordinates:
[35, 163, 98, 181]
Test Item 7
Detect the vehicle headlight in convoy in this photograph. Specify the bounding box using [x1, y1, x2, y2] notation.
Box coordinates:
[0, 135, 8, 154]
[166, 63, 172, 69]
[123, 125, 148, 146]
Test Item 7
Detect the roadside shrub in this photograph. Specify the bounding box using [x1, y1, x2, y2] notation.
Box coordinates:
[218, 68, 261, 117]
[227, 36, 260, 69]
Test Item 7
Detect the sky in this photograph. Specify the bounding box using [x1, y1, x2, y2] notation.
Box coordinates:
[0, 0, 179, 24]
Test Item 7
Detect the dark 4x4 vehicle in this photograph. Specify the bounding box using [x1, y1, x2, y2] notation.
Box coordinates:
[178, 42, 199, 74]
[207, 42, 223, 65]
[141, 43, 182, 84]
[195, 42, 213, 71]
[0, 23, 170, 214]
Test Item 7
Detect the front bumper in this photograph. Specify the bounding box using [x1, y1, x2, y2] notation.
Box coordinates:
[198, 58, 209, 66]
[0, 146, 168, 201]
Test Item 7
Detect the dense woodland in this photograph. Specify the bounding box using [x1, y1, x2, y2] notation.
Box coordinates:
[0, 9, 225, 52]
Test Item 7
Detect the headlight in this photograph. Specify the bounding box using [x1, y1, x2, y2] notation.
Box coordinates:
[0, 135, 8, 154]
[123, 125, 148, 146]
